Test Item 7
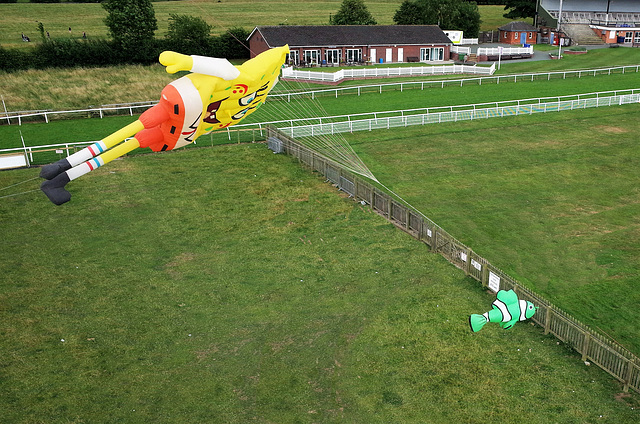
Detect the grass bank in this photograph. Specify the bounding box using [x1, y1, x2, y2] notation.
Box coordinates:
[2, 46, 640, 112]
[0, 144, 638, 422]
[345, 104, 640, 355]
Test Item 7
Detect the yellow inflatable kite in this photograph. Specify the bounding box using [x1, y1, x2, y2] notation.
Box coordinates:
[40, 45, 289, 205]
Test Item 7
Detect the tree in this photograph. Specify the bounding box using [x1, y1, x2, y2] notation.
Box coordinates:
[330, 0, 377, 25]
[102, 0, 157, 54]
[503, 0, 536, 22]
[166, 14, 212, 55]
[393, 0, 424, 25]
[393, 0, 481, 37]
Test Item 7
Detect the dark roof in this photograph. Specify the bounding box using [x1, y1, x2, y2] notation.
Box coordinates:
[498, 21, 538, 32]
[251, 25, 452, 47]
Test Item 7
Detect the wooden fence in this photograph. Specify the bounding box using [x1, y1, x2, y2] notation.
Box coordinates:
[266, 126, 640, 394]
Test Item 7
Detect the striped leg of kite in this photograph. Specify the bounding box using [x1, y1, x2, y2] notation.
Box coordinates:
[41, 138, 141, 205]
[40, 120, 144, 180]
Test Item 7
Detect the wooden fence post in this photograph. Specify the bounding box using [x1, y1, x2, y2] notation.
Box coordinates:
[544, 307, 552, 335]
[623, 358, 633, 392]
[464, 248, 472, 276]
[581, 333, 591, 361]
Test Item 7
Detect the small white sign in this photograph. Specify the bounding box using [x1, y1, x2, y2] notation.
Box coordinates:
[427, 228, 432, 237]
[460, 251, 467, 262]
[488, 271, 500, 293]
[55, 149, 64, 154]
[471, 259, 482, 271]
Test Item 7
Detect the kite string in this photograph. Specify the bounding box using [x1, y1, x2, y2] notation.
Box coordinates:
[0, 176, 40, 191]
[0, 188, 40, 200]
[188, 1, 379, 183]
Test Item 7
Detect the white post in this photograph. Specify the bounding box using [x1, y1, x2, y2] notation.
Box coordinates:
[1, 95, 9, 125]
[19, 130, 29, 166]
[557, 0, 563, 59]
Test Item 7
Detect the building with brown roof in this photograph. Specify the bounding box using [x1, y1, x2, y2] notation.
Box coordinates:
[248, 25, 453, 66]
[498, 22, 539, 45]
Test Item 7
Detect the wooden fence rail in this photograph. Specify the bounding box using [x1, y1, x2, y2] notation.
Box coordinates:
[266, 126, 640, 394]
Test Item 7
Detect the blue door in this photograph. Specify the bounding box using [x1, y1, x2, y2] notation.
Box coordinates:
[520, 32, 527, 44]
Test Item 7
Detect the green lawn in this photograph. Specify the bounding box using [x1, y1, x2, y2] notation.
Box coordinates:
[1, 144, 638, 423]
[1, 44, 640, 422]
[2, 67, 639, 153]
[344, 104, 640, 355]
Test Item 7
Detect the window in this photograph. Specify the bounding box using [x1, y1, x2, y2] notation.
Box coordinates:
[288, 50, 300, 66]
[345, 48, 362, 63]
[303, 50, 320, 65]
[420, 47, 444, 62]
[529, 32, 533, 39]
[624, 31, 632, 43]
[635, 32, 640, 43]
[325, 49, 341, 65]
[504, 32, 508, 39]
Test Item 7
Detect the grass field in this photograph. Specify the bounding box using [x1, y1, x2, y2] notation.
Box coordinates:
[1, 25, 640, 421]
[2, 62, 640, 151]
[343, 104, 640, 355]
[2, 45, 640, 113]
[0, 1, 512, 50]
[1, 144, 639, 423]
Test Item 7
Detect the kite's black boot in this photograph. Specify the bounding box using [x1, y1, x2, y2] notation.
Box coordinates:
[41, 173, 71, 205]
[40, 158, 72, 180]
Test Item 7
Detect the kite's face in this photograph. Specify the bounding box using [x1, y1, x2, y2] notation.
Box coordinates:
[524, 301, 537, 319]
[203, 45, 289, 130]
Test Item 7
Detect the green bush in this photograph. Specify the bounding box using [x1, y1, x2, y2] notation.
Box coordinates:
[0, 30, 250, 72]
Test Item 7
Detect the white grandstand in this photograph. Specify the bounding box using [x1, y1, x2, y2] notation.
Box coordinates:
[538, 0, 640, 24]
[538, 0, 640, 45]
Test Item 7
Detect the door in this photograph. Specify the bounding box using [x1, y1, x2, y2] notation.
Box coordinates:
[370, 49, 376, 63]
[520, 32, 526, 44]
[386, 48, 392, 63]
[398, 48, 404, 62]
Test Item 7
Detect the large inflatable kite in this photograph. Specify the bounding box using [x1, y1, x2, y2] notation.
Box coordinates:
[40, 45, 289, 205]
[469, 289, 537, 332]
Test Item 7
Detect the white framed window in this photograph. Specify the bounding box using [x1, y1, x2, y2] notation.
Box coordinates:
[635, 32, 640, 43]
[303, 50, 320, 65]
[345, 48, 362, 63]
[288, 50, 299, 66]
[624, 31, 633, 43]
[325, 49, 341, 65]
[420, 47, 444, 62]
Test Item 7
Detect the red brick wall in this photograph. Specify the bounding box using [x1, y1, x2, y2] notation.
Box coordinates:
[499, 30, 537, 45]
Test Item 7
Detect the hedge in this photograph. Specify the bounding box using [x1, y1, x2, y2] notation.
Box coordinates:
[0, 29, 251, 72]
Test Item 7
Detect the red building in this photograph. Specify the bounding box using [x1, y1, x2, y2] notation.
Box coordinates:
[247, 25, 453, 66]
[498, 21, 538, 45]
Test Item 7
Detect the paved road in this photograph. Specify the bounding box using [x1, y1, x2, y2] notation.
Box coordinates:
[472, 42, 613, 64]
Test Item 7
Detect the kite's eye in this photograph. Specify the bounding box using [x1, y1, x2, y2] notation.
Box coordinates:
[239, 92, 257, 106]
[232, 108, 249, 120]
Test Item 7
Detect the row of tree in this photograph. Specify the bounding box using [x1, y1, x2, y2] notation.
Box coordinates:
[2, 0, 538, 71]
[1, 0, 249, 71]
[330, 0, 536, 33]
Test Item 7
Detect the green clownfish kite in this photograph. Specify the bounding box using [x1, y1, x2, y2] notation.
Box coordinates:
[469, 289, 537, 332]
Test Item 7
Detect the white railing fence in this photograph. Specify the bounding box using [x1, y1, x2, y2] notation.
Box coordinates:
[452, 46, 471, 54]
[271, 89, 640, 138]
[280, 63, 496, 82]
[477, 46, 534, 56]
[4, 88, 638, 162]
[3, 65, 639, 126]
